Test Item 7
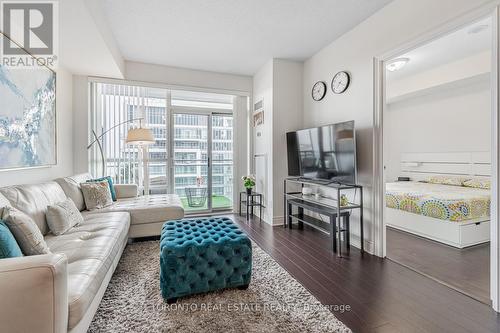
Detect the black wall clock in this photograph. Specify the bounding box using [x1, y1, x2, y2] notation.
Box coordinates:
[312, 81, 327, 101]
[331, 71, 350, 94]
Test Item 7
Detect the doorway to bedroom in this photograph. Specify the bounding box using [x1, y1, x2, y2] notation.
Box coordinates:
[382, 17, 493, 304]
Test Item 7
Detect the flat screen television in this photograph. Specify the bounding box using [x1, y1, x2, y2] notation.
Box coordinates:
[286, 120, 357, 184]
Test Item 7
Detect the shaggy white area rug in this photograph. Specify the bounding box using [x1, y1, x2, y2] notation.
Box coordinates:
[88, 241, 351, 333]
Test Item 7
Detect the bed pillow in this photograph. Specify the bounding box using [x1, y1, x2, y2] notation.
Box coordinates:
[0, 220, 23, 259]
[46, 198, 84, 235]
[86, 176, 117, 201]
[2, 207, 50, 256]
[463, 178, 491, 190]
[422, 175, 471, 186]
[80, 180, 113, 210]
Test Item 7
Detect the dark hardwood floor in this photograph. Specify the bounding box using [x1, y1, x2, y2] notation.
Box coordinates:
[387, 226, 490, 304]
[228, 214, 500, 333]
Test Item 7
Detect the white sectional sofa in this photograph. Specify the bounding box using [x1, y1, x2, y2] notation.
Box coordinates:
[0, 173, 184, 333]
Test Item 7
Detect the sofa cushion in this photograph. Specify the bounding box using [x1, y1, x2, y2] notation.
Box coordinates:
[0, 192, 10, 217]
[45, 211, 130, 329]
[0, 182, 67, 235]
[46, 198, 84, 235]
[100, 194, 184, 225]
[55, 173, 93, 211]
[3, 207, 51, 255]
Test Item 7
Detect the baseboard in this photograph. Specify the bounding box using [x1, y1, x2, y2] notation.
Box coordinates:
[349, 234, 374, 255]
[272, 216, 284, 226]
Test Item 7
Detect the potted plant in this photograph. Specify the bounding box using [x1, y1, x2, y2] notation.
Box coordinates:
[242, 175, 256, 194]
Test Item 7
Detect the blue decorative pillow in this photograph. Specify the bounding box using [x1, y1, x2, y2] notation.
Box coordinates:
[0, 220, 23, 259]
[87, 176, 117, 201]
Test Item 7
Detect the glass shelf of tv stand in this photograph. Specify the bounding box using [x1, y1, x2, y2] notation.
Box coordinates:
[285, 193, 361, 211]
[285, 177, 361, 190]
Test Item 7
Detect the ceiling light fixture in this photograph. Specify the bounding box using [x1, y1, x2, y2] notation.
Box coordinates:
[386, 57, 410, 72]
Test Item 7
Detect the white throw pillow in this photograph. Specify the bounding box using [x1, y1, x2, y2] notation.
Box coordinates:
[46, 198, 84, 235]
[80, 180, 113, 210]
[2, 206, 50, 255]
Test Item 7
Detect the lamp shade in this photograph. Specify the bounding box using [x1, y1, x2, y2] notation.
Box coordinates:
[126, 127, 155, 145]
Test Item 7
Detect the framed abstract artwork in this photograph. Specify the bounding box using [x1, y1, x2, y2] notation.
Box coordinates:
[0, 33, 56, 170]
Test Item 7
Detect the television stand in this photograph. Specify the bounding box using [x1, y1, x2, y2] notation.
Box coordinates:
[283, 178, 364, 257]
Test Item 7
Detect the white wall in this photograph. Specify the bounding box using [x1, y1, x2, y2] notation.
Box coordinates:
[387, 51, 491, 101]
[0, 68, 74, 186]
[385, 50, 491, 181]
[73, 75, 90, 174]
[252, 60, 274, 222]
[272, 60, 303, 225]
[386, 78, 491, 181]
[302, 0, 493, 252]
[125, 61, 253, 94]
[252, 59, 303, 225]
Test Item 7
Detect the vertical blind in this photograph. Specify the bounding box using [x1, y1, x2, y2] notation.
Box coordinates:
[90, 83, 157, 186]
[89, 81, 240, 206]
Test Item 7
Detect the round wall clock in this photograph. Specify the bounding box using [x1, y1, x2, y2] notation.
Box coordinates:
[331, 71, 350, 94]
[311, 81, 327, 101]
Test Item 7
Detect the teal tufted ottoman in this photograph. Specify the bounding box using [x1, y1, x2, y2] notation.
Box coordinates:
[160, 217, 252, 303]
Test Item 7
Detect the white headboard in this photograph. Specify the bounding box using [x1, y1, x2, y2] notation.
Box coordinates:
[400, 152, 491, 180]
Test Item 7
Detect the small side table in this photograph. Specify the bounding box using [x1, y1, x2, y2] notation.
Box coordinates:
[239, 191, 264, 221]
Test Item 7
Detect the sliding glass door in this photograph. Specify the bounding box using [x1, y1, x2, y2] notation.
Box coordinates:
[173, 113, 210, 213]
[172, 112, 234, 213]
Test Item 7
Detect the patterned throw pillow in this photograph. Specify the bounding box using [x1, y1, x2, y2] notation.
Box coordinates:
[80, 180, 113, 210]
[2, 207, 50, 256]
[423, 176, 471, 186]
[463, 178, 491, 190]
[0, 220, 23, 259]
[46, 198, 84, 235]
[87, 176, 117, 201]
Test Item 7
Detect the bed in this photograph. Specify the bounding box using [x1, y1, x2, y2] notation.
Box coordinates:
[385, 152, 491, 248]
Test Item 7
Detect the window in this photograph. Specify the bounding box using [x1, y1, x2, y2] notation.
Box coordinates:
[90, 82, 239, 212]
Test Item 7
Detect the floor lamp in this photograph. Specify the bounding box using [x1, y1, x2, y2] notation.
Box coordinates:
[87, 118, 155, 184]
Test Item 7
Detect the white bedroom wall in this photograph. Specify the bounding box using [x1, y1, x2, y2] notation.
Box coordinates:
[0, 68, 74, 186]
[385, 52, 491, 181]
[302, 0, 493, 252]
[386, 79, 491, 181]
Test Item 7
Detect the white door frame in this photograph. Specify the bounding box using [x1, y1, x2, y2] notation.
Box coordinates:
[373, 3, 500, 311]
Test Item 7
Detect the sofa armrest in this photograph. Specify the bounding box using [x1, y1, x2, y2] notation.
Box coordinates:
[0, 254, 68, 333]
[114, 184, 138, 199]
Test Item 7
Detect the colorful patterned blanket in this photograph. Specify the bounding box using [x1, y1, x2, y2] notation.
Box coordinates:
[386, 182, 490, 222]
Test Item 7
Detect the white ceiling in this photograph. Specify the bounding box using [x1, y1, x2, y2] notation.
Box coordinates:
[102, 0, 392, 75]
[59, 0, 124, 78]
[387, 17, 492, 80]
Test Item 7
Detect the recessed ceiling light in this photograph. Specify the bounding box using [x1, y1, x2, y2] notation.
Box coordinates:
[386, 58, 410, 72]
[468, 24, 489, 34]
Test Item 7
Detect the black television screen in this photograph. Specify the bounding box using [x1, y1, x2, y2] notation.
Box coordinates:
[286, 121, 356, 184]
